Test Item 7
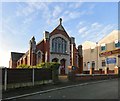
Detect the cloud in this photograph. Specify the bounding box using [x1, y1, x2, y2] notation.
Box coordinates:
[91, 22, 102, 28]
[89, 4, 95, 10]
[68, 11, 81, 19]
[64, 11, 80, 20]
[77, 21, 117, 42]
[16, 2, 50, 17]
[23, 17, 33, 24]
[22, 12, 38, 24]
[16, 4, 32, 16]
[60, 11, 85, 23]
[15, 2, 94, 28]
[79, 21, 86, 26]
[52, 6, 62, 18]
[83, 4, 95, 15]
[60, 3, 95, 23]
[17, 2, 59, 27]
[81, 32, 89, 38]
[15, 2, 53, 28]
[45, 3, 83, 25]
[78, 27, 87, 34]
[69, 2, 83, 9]
[2, 17, 27, 36]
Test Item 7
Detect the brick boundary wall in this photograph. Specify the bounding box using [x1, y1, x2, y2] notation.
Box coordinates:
[75, 74, 118, 81]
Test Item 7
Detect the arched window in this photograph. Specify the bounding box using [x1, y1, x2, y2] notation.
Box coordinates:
[52, 37, 67, 53]
[37, 51, 42, 64]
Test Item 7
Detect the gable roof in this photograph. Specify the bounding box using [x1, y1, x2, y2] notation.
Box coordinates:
[36, 39, 44, 46]
[56, 18, 66, 31]
[11, 52, 25, 62]
[36, 39, 44, 52]
[56, 24, 66, 31]
[50, 18, 70, 40]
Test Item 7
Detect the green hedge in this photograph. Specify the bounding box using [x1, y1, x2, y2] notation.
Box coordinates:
[37, 62, 60, 70]
[17, 62, 60, 70]
[16, 64, 30, 68]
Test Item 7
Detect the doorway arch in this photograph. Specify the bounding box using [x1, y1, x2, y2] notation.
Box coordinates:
[60, 58, 66, 75]
[52, 58, 59, 62]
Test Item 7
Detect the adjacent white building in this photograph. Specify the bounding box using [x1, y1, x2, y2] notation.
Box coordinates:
[82, 30, 120, 71]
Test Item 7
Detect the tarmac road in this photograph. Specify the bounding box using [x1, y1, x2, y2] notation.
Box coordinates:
[19, 79, 118, 99]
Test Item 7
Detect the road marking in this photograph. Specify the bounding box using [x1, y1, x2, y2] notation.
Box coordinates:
[2, 79, 117, 100]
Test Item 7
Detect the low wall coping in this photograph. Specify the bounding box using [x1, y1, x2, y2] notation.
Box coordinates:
[75, 74, 116, 77]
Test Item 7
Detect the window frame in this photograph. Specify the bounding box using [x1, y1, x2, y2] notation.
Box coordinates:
[37, 51, 43, 64]
[115, 40, 120, 48]
[102, 60, 106, 67]
[101, 43, 106, 51]
[52, 37, 67, 54]
[92, 61, 95, 68]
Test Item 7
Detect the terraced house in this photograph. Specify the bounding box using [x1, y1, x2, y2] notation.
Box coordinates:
[9, 18, 83, 75]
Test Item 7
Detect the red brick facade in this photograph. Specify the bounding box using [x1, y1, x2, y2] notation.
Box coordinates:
[9, 18, 83, 74]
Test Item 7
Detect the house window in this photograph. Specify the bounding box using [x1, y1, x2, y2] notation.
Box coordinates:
[37, 51, 42, 64]
[87, 62, 90, 70]
[52, 37, 67, 53]
[102, 60, 106, 67]
[17, 61, 20, 66]
[92, 61, 95, 68]
[115, 40, 120, 48]
[101, 43, 106, 51]
[21, 59, 23, 64]
[91, 49, 94, 53]
[84, 62, 86, 67]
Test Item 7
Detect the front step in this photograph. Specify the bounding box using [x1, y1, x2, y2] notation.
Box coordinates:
[59, 75, 68, 82]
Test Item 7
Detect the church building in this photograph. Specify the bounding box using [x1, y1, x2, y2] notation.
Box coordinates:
[9, 18, 83, 75]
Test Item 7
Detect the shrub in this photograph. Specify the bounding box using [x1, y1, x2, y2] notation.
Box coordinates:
[17, 62, 60, 69]
[16, 64, 30, 68]
[36, 62, 46, 68]
[36, 62, 60, 70]
[50, 62, 60, 70]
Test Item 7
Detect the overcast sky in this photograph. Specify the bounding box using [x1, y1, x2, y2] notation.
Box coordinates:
[0, 1, 118, 67]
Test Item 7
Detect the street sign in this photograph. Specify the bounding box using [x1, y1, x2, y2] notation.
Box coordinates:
[106, 58, 116, 64]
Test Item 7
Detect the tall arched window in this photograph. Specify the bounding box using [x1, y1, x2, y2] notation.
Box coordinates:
[52, 37, 67, 53]
[37, 51, 42, 64]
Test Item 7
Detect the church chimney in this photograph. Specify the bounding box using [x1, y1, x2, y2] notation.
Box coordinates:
[43, 31, 50, 62]
[78, 45, 83, 74]
[70, 37, 75, 66]
[29, 36, 36, 53]
[70, 37, 75, 44]
[29, 36, 36, 66]
[44, 31, 49, 40]
[78, 45, 82, 56]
